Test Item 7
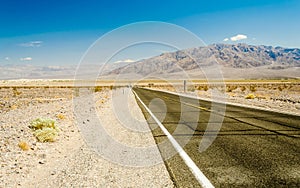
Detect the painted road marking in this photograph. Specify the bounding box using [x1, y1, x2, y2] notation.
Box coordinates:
[133, 90, 214, 188]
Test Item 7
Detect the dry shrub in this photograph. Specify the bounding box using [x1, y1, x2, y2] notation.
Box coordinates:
[197, 85, 209, 91]
[240, 86, 246, 92]
[29, 118, 60, 142]
[10, 105, 18, 110]
[148, 83, 154, 87]
[94, 86, 102, 92]
[56, 114, 65, 120]
[226, 85, 237, 92]
[249, 85, 257, 92]
[245, 93, 256, 99]
[12, 87, 22, 96]
[18, 141, 30, 151]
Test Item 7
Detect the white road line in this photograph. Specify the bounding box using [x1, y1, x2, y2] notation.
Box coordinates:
[132, 90, 214, 188]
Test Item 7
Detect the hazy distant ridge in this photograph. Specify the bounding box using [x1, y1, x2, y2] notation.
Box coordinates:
[109, 43, 300, 76]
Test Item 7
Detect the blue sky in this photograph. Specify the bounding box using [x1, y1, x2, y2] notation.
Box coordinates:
[0, 0, 300, 66]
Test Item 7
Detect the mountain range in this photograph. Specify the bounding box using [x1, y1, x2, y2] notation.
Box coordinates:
[107, 43, 300, 79]
[2, 43, 300, 80]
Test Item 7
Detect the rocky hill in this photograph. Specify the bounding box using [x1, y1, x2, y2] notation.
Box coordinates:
[108, 43, 300, 78]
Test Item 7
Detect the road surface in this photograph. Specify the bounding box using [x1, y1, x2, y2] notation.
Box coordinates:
[133, 88, 300, 187]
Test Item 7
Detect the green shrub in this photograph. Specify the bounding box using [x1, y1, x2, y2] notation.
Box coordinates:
[33, 128, 59, 142]
[30, 118, 56, 130]
[29, 118, 60, 142]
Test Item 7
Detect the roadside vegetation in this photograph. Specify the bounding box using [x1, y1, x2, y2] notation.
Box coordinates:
[29, 118, 60, 142]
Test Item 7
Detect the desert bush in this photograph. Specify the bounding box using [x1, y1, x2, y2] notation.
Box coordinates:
[12, 87, 22, 96]
[94, 86, 102, 92]
[240, 86, 246, 92]
[30, 118, 56, 130]
[245, 93, 256, 99]
[56, 114, 65, 120]
[18, 141, 30, 151]
[197, 85, 209, 91]
[226, 85, 237, 92]
[148, 83, 154, 87]
[29, 118, 60, 142]
[249, 85, 257, 92]
[33, 128, 59, 142]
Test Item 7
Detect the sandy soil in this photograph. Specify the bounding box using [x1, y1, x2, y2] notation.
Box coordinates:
[0, 86, 174, 187]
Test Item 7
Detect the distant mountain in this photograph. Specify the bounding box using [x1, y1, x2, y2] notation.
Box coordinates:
[107, 43, 300, 79]
[2, 44, 299, 80]
[0, 61, 131, 80]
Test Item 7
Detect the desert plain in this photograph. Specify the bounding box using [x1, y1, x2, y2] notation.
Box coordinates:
[0, 78, 299, 187]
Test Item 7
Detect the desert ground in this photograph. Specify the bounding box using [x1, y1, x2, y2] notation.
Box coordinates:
[0, 79, 299, 187]
[0, 80, 173, 187]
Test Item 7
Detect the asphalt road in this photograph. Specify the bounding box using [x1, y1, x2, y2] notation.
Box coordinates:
[133, 88, 300, 187]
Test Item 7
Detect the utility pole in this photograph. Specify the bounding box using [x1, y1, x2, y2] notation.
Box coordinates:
[183, 80, 186, 93]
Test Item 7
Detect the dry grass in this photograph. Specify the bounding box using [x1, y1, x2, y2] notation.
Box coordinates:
[245, 93, 256, 99]
[18, 141, 30, 151]
[56, 114, 65, 120]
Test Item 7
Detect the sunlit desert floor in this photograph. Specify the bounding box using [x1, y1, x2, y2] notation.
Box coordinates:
[0, 81, 173, 187]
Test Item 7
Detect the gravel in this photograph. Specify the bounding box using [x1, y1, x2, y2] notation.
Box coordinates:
[0, 87, 174, 187]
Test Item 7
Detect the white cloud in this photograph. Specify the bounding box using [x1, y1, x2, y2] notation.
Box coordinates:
[19, 41, 43, 47]
[5, 57, 10, 61]
[20, 57, 32, 61]
[223, 38, 229, 42]
[114, 59, 135, 63]
[42, 66, 66, 71]
[230, 34, 247, 41]
[123, 59, 135, 63]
